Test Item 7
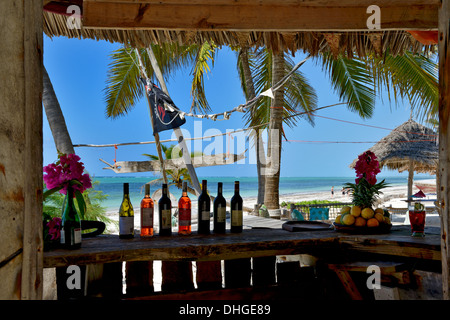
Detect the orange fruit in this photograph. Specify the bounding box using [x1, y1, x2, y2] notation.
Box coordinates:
[361, 207, 375, 219]
[367, 218, 380, 227]
[350, 206, 361, 217]
[342, 214, 356, 226]
[354, 217, 367, 227]
[374, 212, 384, 223]
[374, 208, 384, 215]
[335, 214, 342, 224]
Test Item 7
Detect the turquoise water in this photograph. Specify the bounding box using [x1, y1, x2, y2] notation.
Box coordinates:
[92, 175, 433, 211]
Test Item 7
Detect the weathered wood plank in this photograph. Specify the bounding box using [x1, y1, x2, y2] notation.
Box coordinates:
[83, 1, 438, 31]
[196, 261, 222, 290]
[224, 258, 251, 288]
[43, 226, 441, 268]
[0, 0, 43, 300]
[161, 261, 194, 292]
[125, 261, 154, 297]
[439, 0, 450, 300]
[104, 152, 246, 173]
[252, 256, 276, 286]
[87, 0, 440, 6]
[43, 229, 340, 267]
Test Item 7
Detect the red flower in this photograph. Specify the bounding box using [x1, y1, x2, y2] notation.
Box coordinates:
[354, 151, 380, 185]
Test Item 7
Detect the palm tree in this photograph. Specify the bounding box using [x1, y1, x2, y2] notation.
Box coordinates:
[237, 48, 317, 209]
[104, 42, 217, 119]
[237, 48, 438, 211]
[43, 66, 75, 155]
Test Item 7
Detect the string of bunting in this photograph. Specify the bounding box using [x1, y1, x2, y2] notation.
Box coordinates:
[127, 46, 318, 122]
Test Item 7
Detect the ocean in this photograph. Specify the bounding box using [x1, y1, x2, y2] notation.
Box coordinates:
[91, 175, 434, 211]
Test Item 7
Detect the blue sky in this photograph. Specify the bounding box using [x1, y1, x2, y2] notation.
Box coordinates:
[43, 35, 433, 179]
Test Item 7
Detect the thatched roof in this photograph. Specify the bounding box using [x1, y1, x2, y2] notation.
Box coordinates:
[350, 119, 438, 174]
[43, 7, 434, 57]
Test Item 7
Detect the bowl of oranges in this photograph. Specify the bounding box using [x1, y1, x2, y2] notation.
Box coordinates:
[333, 205, 392, 234]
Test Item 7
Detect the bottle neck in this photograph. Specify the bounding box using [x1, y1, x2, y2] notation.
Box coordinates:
[202, 180, 207, 193]
[145, 184, 150, 197]
[217, 183, 223, 195]
[234, 182, 239, 195]
[182, 183, 188, 197]
[66, 186, 74, 205]
[162, 184, 168, 197]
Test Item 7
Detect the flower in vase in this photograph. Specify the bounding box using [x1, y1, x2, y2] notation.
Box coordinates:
[345, 151, 388, 208]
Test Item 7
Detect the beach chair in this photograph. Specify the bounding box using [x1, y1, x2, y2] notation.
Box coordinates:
[309, 207, 329, 220]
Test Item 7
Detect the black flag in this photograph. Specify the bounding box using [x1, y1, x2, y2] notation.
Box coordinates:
[142, 78, 186, 135]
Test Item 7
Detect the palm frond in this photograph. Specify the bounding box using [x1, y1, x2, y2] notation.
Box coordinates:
[104, 48, 144, 119]
[370, 51, 438, 121]
[189, 41, 217, 113]
[319, 52, 375, 119]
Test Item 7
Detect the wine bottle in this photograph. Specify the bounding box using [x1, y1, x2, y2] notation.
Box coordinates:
[230, 181, 243, 233]
[140, 183, 154, 237]
[178, 181, 191, 235]
[213, 182, 226, 233]
[119, 183, 134, 239]
[60, 186, 82, 249]
[158, 184, 172, 236]
[198, 180, 211, 234]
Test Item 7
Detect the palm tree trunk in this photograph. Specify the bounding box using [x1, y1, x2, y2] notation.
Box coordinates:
[42, 66, 75, 155]
[239, 48, 266, 205]
[263, 50, 284, 210]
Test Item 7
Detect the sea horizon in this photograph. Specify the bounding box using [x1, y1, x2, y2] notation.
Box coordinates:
[91, 175, 435, 211]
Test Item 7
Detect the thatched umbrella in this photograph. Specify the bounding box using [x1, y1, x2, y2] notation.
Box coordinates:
[350, 119, 438, 200]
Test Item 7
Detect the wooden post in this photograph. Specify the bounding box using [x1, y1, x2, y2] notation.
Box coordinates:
[439, 0, 450, 300]
[407, 160, 414, 201]
[0, 0, 43, 300]
[146, 47, 202, 196]
[135, 49, 168, 185]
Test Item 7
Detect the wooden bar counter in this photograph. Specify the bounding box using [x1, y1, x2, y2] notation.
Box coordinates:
[44, 224, 441, 268]
[43, 219, 442, 300]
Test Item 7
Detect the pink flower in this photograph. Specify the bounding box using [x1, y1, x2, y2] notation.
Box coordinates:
[43, 153, 92, 196]
[354, 151, 380, 185]
[47, 217, 62, 241]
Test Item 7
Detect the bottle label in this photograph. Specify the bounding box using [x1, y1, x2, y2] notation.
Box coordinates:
[231, 210, 243, 226]
[119, 216, 134, 235]
[179, 208, 191, 226]
[60, 228, 82, 245]
[161, 209, 171, 229]
[141, 207, 153, 227]
[217, 207, 226, 223]
[73, 228, 81, 244]
[201, 210, 210, 220]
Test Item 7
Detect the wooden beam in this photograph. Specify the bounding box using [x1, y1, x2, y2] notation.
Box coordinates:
[102, 152, 246, 173]
[0, 0, 43, 299]
[83, 1, 438, 31]
[85, 0, 440, 7]
[439, 0, 450, 301]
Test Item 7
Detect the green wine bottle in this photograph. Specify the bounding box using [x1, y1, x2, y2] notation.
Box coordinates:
[60, 186, 82, 249]
[119, 183, 134, 239]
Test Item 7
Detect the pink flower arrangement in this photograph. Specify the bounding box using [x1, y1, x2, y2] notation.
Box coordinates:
[46, 217, 62, 241]
[43, 153, 92, 195]
[354, 151, 381, 185]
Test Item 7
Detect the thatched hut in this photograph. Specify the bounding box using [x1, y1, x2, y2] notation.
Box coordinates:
[350, 119, 438, 199]
[5, 0, 450, 300]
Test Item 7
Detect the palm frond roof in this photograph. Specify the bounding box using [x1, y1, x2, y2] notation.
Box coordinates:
[350, 119, 438, 174]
